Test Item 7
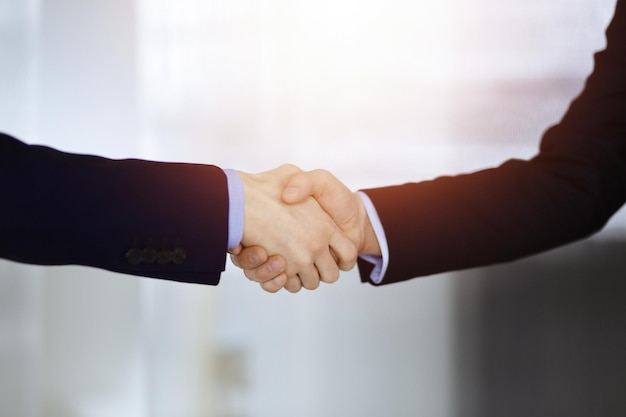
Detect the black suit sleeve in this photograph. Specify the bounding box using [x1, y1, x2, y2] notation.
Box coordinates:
[0, 133, 229, 285]
[358, 0, 626, 285]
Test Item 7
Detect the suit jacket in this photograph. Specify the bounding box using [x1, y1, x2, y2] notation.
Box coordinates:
[0, 133, 228, 285]
[359, 0, 626, 285]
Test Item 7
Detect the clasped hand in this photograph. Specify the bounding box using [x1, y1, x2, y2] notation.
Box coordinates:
[229, 164, 381, 293]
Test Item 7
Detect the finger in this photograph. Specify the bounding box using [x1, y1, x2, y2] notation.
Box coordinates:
[282, 169, 346, 205]
[229, 245, 267, 269]
[260, 273, 288, 293]
[282, 170, 356, 230]
[297, 265, 321, 291]
[329, 227, 358, 271]
[275, 163, 303, 179]
[281, 171, 318, 204]
[228, 244, 243, 256]
[243, 255, 287, 283]
[315, 250, 341, 284]
[284, 274, 303, 293]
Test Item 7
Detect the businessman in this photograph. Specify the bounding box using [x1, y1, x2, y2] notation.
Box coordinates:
[0, 132, 357, 291]
[236, 0, 626, 291]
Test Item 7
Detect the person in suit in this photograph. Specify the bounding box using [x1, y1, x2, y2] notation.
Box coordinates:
[0, 132, 358, 292]
[235, 0, 626, 291]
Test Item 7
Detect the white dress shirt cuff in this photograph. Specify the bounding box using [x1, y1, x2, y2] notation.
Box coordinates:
[224, 169, 244, 249]
[357, 191, 389, 284]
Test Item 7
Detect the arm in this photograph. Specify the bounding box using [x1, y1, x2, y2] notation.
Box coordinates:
[238, 0, 626, 287]
[0, 132, 230, 284]
[358, 0, 626, 284]
[0, 134, 356, 287]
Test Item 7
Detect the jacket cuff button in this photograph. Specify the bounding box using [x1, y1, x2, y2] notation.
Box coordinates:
[142, 247, 157, 264]
[125, 249, 142, 265]
[172, 247, 187, 264]
[157, 249, 173, 265]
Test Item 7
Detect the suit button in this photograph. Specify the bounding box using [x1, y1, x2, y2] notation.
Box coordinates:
[125, 248, 142, 265]
[157, 249, 173, 265]
[142, 247, 157, 264]
[172, 247, 187, 264]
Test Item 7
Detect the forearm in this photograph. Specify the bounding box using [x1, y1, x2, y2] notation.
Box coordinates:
[360, 2, 626, 285]
[0, 133, 229, 284]
[360, 153, 624, 285]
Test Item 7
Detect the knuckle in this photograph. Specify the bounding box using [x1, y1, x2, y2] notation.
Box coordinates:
[279, 163, 301, 176]
[340, 249, 358, 270]
[307, 239, 327, 257]
[311, 168, 330, 179]
[293, 256, 313, 272]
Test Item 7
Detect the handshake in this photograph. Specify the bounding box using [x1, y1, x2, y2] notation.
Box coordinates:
[230, 164, 382, 293]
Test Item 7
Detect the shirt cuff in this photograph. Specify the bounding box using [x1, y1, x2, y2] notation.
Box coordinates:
[224, 169, 244, 250]
[357, 191, 389, 284]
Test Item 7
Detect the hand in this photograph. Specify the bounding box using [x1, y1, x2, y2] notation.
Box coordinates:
[229, 244, 288, 293]
[233, 169, 381, 293]
[236, 164, 358, 292]
[282, 169, 381, 256]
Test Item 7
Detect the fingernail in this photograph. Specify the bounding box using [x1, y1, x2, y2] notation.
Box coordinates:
[269, 259, 281, 273]
[273, 276, 284, 287]
[248, 252, 261, 265]
[284, 187, 300, 195]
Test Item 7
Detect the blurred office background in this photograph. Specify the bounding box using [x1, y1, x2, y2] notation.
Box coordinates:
[1, 0, 624, 416]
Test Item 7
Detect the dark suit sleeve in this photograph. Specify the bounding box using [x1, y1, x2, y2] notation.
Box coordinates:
[358, 0, 626, 285]
[0, 133, 229, 285]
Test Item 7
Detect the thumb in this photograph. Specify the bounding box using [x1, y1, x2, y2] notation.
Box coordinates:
[282, 169, 355, 225]
[281, 171, 317, 204]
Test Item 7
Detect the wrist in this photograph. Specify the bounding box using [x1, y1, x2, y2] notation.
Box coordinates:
[237, 170, 262, 247]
